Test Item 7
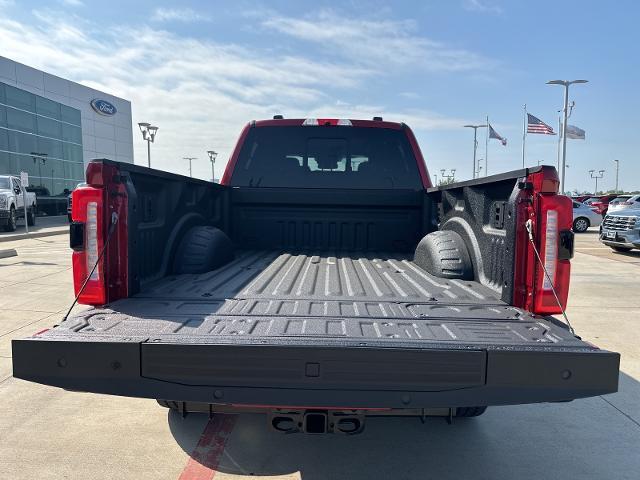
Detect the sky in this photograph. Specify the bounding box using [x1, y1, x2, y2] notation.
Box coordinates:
[1, 0, 638, 192]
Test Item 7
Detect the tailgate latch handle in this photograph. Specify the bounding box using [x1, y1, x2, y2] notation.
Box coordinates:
[69, 222, 85, 251]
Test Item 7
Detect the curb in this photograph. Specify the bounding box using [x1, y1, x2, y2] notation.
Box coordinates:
[0, 248, 17, 259]
[0, 227, 68, 243]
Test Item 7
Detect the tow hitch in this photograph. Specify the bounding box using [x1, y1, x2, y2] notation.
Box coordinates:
[269, 410, 365, 435]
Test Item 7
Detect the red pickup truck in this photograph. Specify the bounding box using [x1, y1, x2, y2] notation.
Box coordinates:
[13, 117, 619, 434]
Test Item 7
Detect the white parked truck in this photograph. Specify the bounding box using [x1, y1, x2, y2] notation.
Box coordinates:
[0, 175, 37, 231]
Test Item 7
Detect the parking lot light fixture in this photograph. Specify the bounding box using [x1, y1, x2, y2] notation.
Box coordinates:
[547, 79, 588, 193]
[183, 157, 197, 178]
[464, 124, 487, 179]
[589, 169, 604, 194]
[440, 169, 456, 184]
[207, 150, 218, 182]
[138, 123, 159, 168]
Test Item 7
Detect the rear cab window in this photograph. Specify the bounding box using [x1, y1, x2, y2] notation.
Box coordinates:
[229, 126, 422, 190]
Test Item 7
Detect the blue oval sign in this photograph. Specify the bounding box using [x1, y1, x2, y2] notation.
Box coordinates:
[90, 99, 117, 116]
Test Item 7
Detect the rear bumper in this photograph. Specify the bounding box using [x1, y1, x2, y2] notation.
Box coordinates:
[12, 338, 620, 408]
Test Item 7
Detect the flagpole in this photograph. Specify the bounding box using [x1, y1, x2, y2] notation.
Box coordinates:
[521, 104, 527, 168]
[485, 115, 489, 176]
[557, 115, 562, 172]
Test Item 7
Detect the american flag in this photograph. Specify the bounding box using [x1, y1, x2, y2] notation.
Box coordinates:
[527, 113, 556, 135]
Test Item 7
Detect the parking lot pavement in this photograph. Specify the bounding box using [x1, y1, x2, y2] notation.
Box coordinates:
[1, 231, 639, 480]
[0, 215, 68, 243]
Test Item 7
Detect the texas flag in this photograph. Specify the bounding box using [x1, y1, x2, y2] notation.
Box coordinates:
[489, 124, 507, 146]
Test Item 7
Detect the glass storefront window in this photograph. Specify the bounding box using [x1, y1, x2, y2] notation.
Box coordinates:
[6, 107, 35, 132]
[0, 151, 9, 172]
[8, 131, 37, 155]
[0, 128, 7, 150]
[1, 81, 85, 200]
[62, 142, 83, 162]
[36, 96, 61, 120]
[37, 115, 62, 138]
[5, 84, 36, 112]
[61, 104, 81, 126]
[61, 123, 82, 144]
[37, 137, 63, 159]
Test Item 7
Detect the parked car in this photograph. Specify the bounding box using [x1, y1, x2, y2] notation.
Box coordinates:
[608, 194, 640, 214]
[584, 195, 619, 216]
[606, 195, 632, 213]
[572, 201, 602, 232]
[600, 208, 640, 252]
[572, 195, 592, 203]
[13, 118, 619, 434]
[0, 175, 37, 232]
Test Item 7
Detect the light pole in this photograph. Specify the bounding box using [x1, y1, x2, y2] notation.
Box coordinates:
[547, 79, 588, 194]
[589, 169, 604, 194]
[613, 159, 620, 192]
[440, 168, 456, 184]
[464, 124, 487, 179]
[207, 150, 218, 182]
[138, 122, 159, 168]
[183, 157, 197, 177]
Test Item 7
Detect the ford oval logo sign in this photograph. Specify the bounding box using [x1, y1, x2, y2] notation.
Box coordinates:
[90, 99, 117, 116]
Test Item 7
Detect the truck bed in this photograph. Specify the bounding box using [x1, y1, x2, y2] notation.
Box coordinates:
[14, 248, 618, 409]
[11, 142, 621, 413]
[44, 249, 582, 348]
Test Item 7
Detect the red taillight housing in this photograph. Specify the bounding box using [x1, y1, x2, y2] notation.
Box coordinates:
[513, 167, 573, 316]
[72, 186, 106, 304]
[71, 161, 128, 306]
[532, 194, 572, 314]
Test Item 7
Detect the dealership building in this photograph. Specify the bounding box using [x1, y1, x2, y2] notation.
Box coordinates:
[0, 56, 133, 210]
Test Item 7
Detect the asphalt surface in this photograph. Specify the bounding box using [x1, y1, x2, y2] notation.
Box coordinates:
[0, 215, 68, 243]
[0, 228, 639, 479]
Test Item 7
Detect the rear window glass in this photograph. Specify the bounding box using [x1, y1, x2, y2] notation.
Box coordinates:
[230, 126, 422, 189]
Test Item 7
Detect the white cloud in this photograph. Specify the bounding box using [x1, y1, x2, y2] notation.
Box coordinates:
[0, 9, 476, 179]
[151, 7, 211, 23]
[262, 10, 494, 72]
[60, 0, 84, 6]
[463, 0, 503, 15]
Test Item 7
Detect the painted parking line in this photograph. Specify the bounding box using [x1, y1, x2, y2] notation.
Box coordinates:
[178, 414, 238, 480]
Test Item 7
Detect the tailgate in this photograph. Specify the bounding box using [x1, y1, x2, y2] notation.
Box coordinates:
[12, 322, 619, 409]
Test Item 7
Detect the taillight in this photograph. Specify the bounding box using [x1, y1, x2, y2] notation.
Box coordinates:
[532, 194, 572, 314]
[71, 186, 107, 305]
[70, 161, 128, 306]
[513, 167, 573, 316]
